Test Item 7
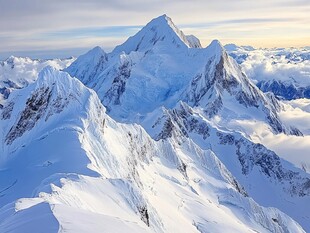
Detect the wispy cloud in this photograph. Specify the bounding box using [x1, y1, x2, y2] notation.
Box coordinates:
[0, 0, 309, 59]
[40, 26, 142, 39]
[180, 17, 301, 29]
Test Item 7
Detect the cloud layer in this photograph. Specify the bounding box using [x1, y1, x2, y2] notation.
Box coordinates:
[237, 48, 310, 86]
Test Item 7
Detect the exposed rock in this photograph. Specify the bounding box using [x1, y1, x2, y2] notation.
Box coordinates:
[5, 87, 52, 145]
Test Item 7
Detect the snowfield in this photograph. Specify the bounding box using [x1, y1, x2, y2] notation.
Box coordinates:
[0, 15, 309, 233]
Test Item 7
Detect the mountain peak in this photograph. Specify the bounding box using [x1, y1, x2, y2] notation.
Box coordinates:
[197, 39, 226, 64]
[208, 39, 225, 53]
[65, 46, 108, 85]
[36, 66, 84, 95]
[150, 14, 171, 24]
[147, 14, 180, 33]
[87, 46, 106, 57]
[38, 65, 57, 77]
[113, 15, 192, 54]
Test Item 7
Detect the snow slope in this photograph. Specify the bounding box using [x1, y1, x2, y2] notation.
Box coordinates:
[0, 67, 306, 232]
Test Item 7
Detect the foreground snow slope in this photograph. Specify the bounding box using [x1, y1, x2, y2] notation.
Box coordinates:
[0, 67, 307, 232]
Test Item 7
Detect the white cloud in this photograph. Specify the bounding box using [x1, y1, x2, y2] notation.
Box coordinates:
[261, 133, 310, 173]
[224, 98, 310, 173]
[239, 48, 310, 86]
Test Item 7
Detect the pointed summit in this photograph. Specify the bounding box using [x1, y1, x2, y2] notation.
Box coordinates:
[203, 39, 226, 61]
[113, 14, 193, 54]
[208, 39, 224, 51]
[65, 46, 108, 85]
[3, 67, 94, 146]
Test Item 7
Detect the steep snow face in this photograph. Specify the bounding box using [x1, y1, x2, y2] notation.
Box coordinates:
[185, 35, 202, 48]
[0, 67, 306, 232]
[113, 14, 193, 54]
[0, 66, 98, 152]
[0, 56, 74, 104]
[0, 66, 105, 206]
[67, 43, 200, 119]
[184, 41, 301, 135]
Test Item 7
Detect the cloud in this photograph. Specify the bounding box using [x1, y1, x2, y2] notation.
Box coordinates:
[239, 48, 310, 86]
[261, 133, 310, 173]
[40, 26, 142, 39]
[181, 17, 301, 29]
[0, 0, 309, 59]
[227, 100, 310, 173]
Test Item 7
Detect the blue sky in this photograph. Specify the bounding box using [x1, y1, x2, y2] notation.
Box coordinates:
[0, 0, 309, 59]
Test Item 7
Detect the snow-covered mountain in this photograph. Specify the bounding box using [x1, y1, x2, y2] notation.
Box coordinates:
[1, 15, 310, 232]
[225, 44, 310, 100]
[64, 15, 310, 231]
[0, 66, 308, 233]
[66, 15, 301, 136]
[112, 14, 197, 54]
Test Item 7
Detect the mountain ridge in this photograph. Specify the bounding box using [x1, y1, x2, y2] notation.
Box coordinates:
[0, 67, 307, 232]
[66, 19, 300, 135]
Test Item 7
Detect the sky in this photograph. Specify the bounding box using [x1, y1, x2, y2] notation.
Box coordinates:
[0, 0, 309, 59]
